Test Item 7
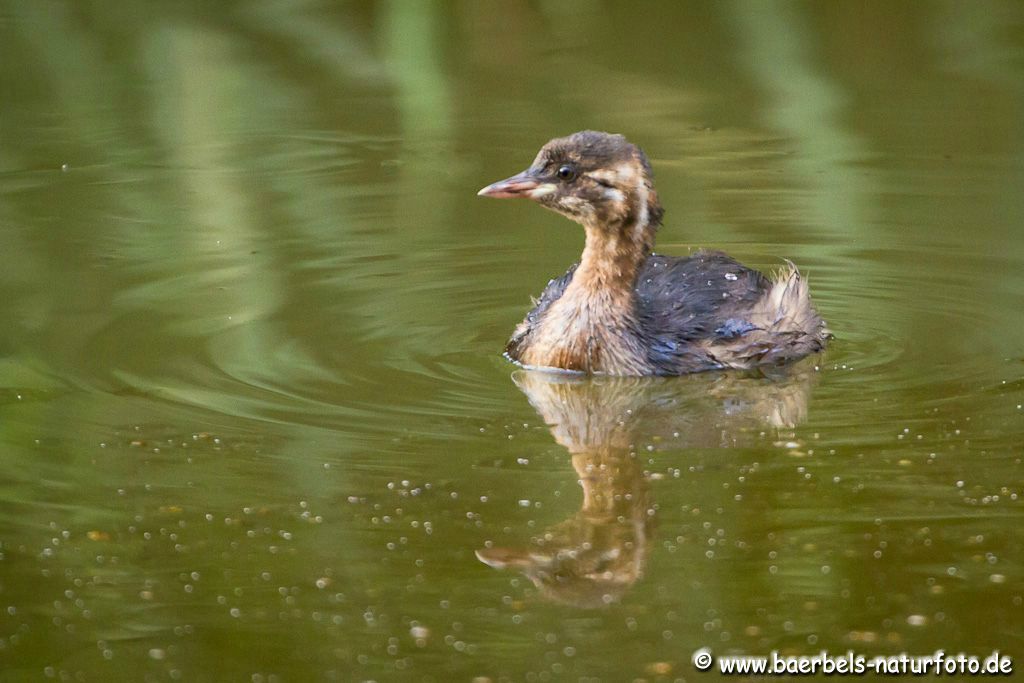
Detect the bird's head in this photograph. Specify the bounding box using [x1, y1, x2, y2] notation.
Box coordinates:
[478, 131, 664, 234]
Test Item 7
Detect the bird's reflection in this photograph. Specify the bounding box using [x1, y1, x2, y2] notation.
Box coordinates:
[477, 366, 816, 607]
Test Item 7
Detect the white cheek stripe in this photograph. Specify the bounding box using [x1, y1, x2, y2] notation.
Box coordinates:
[616, 163, 640, 185]
[561, 196, 595, 219]
[587, 170, 619, 184]
[589, 163, 639, 185]
[584, 163, 650, 237]
[529, 183, 556, 199]
[634, 174, 649, 239]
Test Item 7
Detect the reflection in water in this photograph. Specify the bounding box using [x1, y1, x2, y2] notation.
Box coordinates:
[478, 367, 815, 607]
[1, 1, 1023, 679]
[730, 0, 874, 240]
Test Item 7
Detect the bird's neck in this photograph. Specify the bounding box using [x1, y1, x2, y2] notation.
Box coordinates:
[514, 205, 659, 375]
[568, 219, 654, 302]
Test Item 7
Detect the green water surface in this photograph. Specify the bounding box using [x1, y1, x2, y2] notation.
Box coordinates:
[1, 1, 1023, 681]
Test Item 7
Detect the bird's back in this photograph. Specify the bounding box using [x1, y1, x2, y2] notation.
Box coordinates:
[507, 250, 828, 375]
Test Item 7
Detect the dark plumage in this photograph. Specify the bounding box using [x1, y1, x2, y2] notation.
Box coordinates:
[479, 131, 830, 376]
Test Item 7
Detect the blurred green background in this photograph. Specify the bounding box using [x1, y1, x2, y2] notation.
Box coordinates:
[1, 1, 1023, 680]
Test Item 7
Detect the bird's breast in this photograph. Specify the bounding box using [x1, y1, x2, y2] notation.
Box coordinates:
[515, 291, 650, 375]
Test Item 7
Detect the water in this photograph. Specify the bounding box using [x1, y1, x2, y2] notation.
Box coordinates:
[1, 1, 1023, 680]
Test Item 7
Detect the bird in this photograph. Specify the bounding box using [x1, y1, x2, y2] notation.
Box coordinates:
[478, 130, 830, 376]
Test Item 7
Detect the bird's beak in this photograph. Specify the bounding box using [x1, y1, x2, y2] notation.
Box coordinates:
[477, 170, 541, 199]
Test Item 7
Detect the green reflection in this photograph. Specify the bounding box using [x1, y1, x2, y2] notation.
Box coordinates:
[0, 1, 1023, 680]
[478, 368, 814, 608]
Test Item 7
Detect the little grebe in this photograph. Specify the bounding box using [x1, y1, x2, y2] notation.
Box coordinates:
[479, 131, 830, 376]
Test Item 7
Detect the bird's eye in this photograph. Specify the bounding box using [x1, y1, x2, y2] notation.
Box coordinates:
[556, 164, 577, 181]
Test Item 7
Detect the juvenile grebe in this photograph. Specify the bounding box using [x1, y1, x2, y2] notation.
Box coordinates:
[479, 130, 830, 376]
